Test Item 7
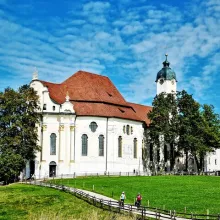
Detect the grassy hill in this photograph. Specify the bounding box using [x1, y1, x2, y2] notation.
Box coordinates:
[0, 184, 134, 220]
[51, 175, 220, 215]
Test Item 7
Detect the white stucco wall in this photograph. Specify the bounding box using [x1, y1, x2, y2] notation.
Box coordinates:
[205, 150, 220, 172]
[33, 115, 144, 178]
[157, 80, 176, 95]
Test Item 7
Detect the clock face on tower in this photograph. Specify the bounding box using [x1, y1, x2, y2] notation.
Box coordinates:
[159, 79, 164, 85]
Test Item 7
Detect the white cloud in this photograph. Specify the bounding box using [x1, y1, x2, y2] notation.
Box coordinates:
[83, 1, 110, 14]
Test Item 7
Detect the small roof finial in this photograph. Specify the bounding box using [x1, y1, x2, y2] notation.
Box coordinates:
[32, 67, 38, 80]
[163, 54, 170, 67]
[66, 91, 70, 102]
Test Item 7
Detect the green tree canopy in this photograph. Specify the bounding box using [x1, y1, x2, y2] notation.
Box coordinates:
[0, 85, 41, 184]
[147, 90, 220, 173]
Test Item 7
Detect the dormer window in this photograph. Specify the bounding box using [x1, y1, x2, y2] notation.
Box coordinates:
[43, 104, 47, 110]
[107, 92, 112, 97]
[119, 108, 125, 113]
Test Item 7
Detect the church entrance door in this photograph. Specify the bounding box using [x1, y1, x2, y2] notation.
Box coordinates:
[49, 161, 57, 177]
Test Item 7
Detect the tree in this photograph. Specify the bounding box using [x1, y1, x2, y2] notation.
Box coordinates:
[0, 85, 40, 184]
[177, 90, 202, 171]
[147, 90, 220, 173]
[147, 92, 179, 171]
[177, 91, 220, 172]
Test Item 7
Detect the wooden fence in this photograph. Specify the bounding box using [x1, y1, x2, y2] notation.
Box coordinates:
[25, 180, 220, 220]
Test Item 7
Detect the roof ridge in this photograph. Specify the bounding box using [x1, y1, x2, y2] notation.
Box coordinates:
[127, 101, 152, 108]
[71, 100, 133, 108]
[39, 80, 61, 86]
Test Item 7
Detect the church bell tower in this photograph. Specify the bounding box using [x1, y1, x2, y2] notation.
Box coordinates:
[156, 54, 177, 95]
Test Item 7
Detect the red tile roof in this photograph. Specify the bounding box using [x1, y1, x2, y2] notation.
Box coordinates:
[127, 102, 152, 125]
[39, 71, 152, 125]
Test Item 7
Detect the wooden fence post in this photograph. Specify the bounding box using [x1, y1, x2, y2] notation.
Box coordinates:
[109, 201, 111, 211]
[100, 199, 103, 209]
[207, 209, 209, 219]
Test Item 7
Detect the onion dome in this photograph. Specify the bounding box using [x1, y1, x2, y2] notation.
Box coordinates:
[156, 54, 177, 82]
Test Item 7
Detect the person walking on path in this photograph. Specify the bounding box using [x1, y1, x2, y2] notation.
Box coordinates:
[135, 193, 142, 208]
[120, 191, 126, 207]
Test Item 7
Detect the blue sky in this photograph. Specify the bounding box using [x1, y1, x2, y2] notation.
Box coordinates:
[0, 0, 220, 111]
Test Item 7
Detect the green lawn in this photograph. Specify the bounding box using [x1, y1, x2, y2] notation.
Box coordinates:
[50, 175, 220, 215]
[0, 183, 134, 220]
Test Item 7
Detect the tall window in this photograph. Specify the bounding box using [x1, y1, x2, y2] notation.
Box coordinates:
[89, 122, 98, 132]
[133, 138, 137, 158]
[157, 148, 160, 162]
[82, 134, 88, 156]
[164, 145, 168, 162]
[126, 125, 130, 135]
[150, 143, 153, 162]
[142, 139, 145, 160]
[118, 136, 122, 157]
[43, 104, 47, 110]
[99, 135, 104, 156]
[50, 133, 56, 155]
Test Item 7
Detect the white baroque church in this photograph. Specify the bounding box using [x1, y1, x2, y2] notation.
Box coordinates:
[26, 55, 219, 178]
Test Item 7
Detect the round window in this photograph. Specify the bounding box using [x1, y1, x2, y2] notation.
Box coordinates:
[89, 122, 98, 132]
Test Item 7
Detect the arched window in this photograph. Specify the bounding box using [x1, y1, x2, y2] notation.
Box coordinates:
[50, 133, 56, 155]
[123, 125, 126, 134]
[142, 139, 144, 160]
[89, 122, 98, 132]
[99, 135, 104, 156]
[126, 125, 130, 135]
[118, 136, 122, 157]
[43, 104, 47, 110]
[164, 145, 168, 162]
[157, 148, 160, 162]
[150, 143, 153, 162]
[82, 134, 88, 156]
[133, 138, 137, 158]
